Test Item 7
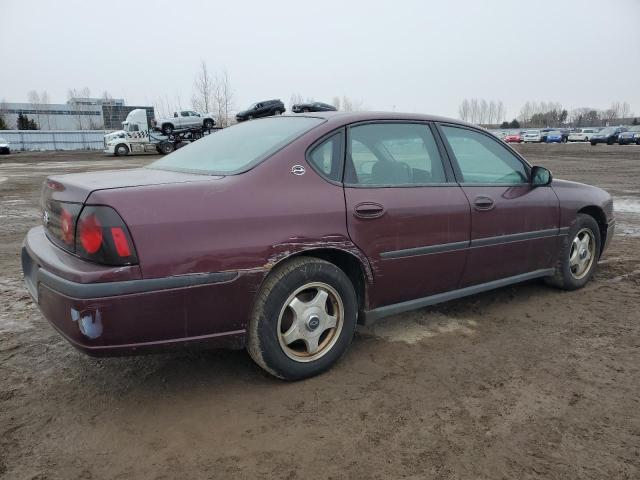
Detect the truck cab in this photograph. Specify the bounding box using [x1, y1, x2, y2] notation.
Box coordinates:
[104, 109, 155, 156]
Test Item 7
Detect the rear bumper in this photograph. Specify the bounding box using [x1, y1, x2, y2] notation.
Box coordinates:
[22, 226, 252, 355]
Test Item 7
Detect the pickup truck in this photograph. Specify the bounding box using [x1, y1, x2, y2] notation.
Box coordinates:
[154, 110, 216, 135]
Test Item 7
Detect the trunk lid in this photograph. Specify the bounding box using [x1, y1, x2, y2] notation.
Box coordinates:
[40, 167, 223, 252]
[44, 167, 222, 203]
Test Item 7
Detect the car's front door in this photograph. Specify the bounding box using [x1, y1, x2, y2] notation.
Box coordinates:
[343, 122, 471, 309]
[437, 124, 560, 287]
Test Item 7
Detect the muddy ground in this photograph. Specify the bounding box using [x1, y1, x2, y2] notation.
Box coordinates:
[1, 144, 639, 479]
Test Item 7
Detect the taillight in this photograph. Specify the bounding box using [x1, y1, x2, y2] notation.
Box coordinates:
[43, 201, 82, 251]
[75, 206, 138, 266]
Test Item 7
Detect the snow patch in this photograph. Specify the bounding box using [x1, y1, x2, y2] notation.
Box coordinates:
[362, 312, 477, 344]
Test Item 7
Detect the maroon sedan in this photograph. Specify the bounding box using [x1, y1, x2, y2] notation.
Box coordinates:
[22, 112, 615, 380]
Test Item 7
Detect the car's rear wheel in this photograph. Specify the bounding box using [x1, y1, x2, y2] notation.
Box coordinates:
[273, 109, 282, 115]
[247, 257, 357, 380]
[590, 141, 597, 146]
[204, 119, 214, 129]
[546, 213, 601, 290]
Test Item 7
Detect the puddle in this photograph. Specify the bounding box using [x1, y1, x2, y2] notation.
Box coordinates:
[361, 312, 477, 344]
[614, 197, 640, 214]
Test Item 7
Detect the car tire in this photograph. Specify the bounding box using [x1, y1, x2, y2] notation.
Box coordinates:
[204, 119, 214, 129]
[248, 115, 253, 120]
[247, 257, 358, 381]
[590, 141, 597, 146]
[545, 213, 601, 291]
[162, 124, 174, 135]
[273, 109, 281, 115]
[114, 144, 129, 157]
[607, 138, 614, 145]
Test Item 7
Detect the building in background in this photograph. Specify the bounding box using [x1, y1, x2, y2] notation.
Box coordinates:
[0, 97, 154, 131]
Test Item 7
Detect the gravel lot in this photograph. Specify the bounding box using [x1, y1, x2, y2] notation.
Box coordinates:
[1, 144, 639, 479]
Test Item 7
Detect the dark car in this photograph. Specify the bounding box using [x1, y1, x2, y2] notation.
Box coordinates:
[617, 125, 640, 145]
[292, 101, 337, 113]
[590, 126, 626, 145]
[235, 99, 285, 122]
[0, 137, 10, 154]
[22, 112, 615, 380]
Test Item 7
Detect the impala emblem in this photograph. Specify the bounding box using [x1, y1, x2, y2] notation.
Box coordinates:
[291, 165, 306, 176]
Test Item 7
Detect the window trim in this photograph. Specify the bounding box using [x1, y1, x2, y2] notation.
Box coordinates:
[342, 120, 456, 188]
[434, 122, 532, 187]
[304, 128, 346, 186]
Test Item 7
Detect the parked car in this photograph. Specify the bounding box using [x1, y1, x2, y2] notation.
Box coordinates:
[236, 99, 285, 122]
[504, 131, 522, 143]
[617, 125, 640, 145]
[154, 110, 216, 135]
[22, 112, 615, 380]
[523, 130, 542, 142]
[0, 137, 10, 154]
[590, 126, 627, 145]
[292, 101, 337, 113]
[545, 130, 564, 143]
[568, 128, 598, 142]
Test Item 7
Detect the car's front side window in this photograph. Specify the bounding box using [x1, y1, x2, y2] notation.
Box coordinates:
[344, 123, 447, 186]
[440, 125, 528, 185]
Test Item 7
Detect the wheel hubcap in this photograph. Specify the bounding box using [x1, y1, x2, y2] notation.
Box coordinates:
[277, 282, 343, 362]
[569, 228, 596, 279]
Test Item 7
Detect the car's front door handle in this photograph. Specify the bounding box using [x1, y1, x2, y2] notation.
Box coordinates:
[473, 196, 495, 211]
[354, 202, 385, 219]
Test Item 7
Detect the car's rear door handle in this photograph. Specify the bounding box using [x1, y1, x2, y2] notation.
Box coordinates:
[473, 196, 495, 211]
[354, 202, 385, 219]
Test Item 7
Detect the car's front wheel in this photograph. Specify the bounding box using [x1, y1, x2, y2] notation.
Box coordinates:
[546, 213, 601, 290]
[247, 257, 358, 380]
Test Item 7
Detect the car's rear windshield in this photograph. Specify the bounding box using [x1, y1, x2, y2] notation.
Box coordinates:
[549, 130, 561, 135]
[148, 116, 323, 175]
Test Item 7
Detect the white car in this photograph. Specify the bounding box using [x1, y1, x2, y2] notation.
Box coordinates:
[0, 137, 10, 154]
[523, 130, 542, 142]
[568, 128, 597, 142]
[154, 110, 216, 135]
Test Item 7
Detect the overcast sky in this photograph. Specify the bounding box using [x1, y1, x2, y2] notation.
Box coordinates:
[1, 0, 639, 119]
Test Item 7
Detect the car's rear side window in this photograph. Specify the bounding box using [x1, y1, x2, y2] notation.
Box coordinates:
[148, 117, 323, 175]
[307, 131, 344, 182]
[344, 123, 447, 186]
[440, 125, 528, 185]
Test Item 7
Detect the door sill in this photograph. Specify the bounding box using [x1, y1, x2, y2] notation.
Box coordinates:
[362, 269, 554, 325]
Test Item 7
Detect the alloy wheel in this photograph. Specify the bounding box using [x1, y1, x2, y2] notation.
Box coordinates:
[277, 282, 344, 362]
[569, 228, 596, 280]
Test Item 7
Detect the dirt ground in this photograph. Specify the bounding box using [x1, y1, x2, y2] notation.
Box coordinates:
[1, 144, 639, 479]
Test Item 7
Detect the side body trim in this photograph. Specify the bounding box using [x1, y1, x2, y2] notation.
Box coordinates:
[380, 227, 569, 260]
[362, 268, 554, 324]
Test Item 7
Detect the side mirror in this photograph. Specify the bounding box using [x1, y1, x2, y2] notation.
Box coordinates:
[531, 166, 552, 187]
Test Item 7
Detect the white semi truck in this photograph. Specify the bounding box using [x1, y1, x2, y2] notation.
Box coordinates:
[103, 109, 218, 156]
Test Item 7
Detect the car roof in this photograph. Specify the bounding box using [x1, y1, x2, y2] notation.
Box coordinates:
[285, 111, 479, 129]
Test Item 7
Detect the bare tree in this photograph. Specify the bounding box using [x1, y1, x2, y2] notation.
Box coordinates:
[27, 90, 41, 129]
[40, 91, 51, 129]
[331, 96, 341, 111]
[213, 70, 234, 126]
[67, 87, 92, 130]
[458, 99, 471, 121]
[290, 93, 304, 108]
[620, 101, 632, 120]
[191, 60, 214, 113]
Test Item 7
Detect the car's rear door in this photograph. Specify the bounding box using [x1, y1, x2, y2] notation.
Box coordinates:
[437, 123, 559, 287]
[343, 121, 471, 309]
